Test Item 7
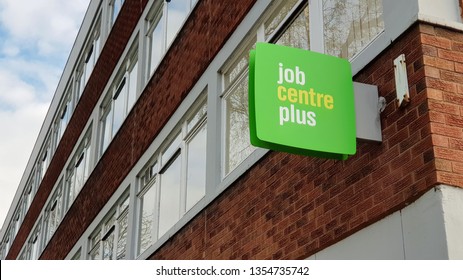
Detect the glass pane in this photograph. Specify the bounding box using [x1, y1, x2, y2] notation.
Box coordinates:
[224, 37, 255, 89]
[138, 184, 155, 255]
[112, 0, 124, 24]
[158, 155, 181, 237]
[75, 153, 85, 194]
[84, 48, 94, 83]
[323, 0, 384, 59]
[101, 105, 112, 154]
[67, 171, 76, 206]
[112, 79, 127, 136]
[103, 231, 114, 260]
[187, 102, 207, 133]
[225, 75, 255, 174]
[264, 0, 299, 40]
[89, 242, 101, 260]
[166, 0, 190, 47]
[84, 142, 92, 182]
[71, 249, 81, 260]
[95, 32, 101, 62]
[161, 133, 181, 166]
[79, 71, 86, 98]
[186, 124, 207, 210]
[148, 12, 164, 76]
[127, 60, 138, 111]
[276, 5, 310, 49]
[116, 212, 128, 260]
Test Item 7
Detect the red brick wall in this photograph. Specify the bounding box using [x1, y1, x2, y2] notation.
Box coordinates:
[420, 25, 463, 187]
[149, 23, 463, 259]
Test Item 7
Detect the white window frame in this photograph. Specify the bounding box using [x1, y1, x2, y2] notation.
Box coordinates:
[65, 130, 93, 211]
[87, 193, 129, 260]
[76, 15, 102, 101]
[143, 0, 198, 83]
[42, 181, 63, 244]
[98, 43, 139, 157]
[135, 94, 207, 257]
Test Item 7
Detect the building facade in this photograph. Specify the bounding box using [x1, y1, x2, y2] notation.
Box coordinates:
[1, 0, 463, 260]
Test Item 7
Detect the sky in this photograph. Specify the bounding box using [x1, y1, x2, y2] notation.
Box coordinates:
[0, 0, 90, 231]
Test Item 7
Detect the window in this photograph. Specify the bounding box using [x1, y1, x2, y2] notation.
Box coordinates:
[88, 195, 129, 260]
[109, 0, 124, 26]
[137, 97, 207, 256]
[222, 40, 256, 175]
[137, 171, 156, 255]
[99, 48, 138, 156]
[77, 18, 101, 99]
[40, 140, 51, 180]
[66, 133, 92, 209]
[145, 0, 197, 80]
[43, 182, 63, 244]
[323, 0, 384, 59]
[20, 221, 42, 260]
[166, 0, 190, 47]
[54, 90, 73, 147]
[71, 248, 81, 260]
[221, 0, 307, 176]
[24, 181, 33, 210]
[146, 3, 165, 77]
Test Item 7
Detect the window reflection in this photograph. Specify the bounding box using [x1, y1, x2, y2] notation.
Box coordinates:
[323, 0, 384, 59]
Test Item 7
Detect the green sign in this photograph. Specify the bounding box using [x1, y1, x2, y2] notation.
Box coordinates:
[249, 43, 356, 160]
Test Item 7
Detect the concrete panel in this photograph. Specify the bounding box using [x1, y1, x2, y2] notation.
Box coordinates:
[401, 188, 448, 259]
[314, 213, 405, 260]
[441, 185, 463, 259]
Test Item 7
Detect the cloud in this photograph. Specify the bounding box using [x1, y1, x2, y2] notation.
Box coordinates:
[0, 0, 90, 231]
[0, 0, 88, 56]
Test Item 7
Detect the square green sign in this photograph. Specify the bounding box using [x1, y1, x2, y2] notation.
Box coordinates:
[249, 43, 356, 160]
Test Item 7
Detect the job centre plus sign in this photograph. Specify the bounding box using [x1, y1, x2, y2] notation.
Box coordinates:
[249, 43, 356, 160]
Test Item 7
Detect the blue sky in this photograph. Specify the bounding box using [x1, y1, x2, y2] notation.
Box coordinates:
[0, 0, 90, 229]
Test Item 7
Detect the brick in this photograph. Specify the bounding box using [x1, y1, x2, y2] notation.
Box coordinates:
[431, 134, 449, 147]
[446, 114, 463, 128]
[419, 24, 435, 35]
[437, 171, 463, 187]
[428, 99, 460, 115]
[434, 147, 463, 162]
[456, 62, 463, 73]
[423, 44, 438, 57]
[429, 111, 445, 123]
[430, 123, 463, 138]
[435, 158, 452, 172]
[424, 66, 440, 78]
[426, 88, 443, 100]
[449, 138, 463, 150]
[435, 27, 463, 42]
[441, 70, 463, 83]
[426, 77, 458, 93]
[438, 49, 463, 61]
[421, 33, 452, 49]
[452, 162, 463, 175]
[443, 92, 463, 106]
[453, 41, 463, 52]
[423, 55, 454, 71]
